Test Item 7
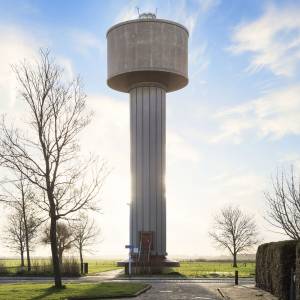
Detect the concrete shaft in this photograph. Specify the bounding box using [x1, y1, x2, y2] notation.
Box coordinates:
[130, 85, 166, 256]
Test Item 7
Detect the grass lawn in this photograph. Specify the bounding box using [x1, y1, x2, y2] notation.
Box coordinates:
[0, 259, 255, 278]
[173, 261, 255, 278]
[0, 282, 148, 300]
[0, 259, 121, 276]
[85, 259, 121, 274]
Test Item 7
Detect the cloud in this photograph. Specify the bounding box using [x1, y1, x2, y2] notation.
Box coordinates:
[0, 25, 38, 109]
[229, 4, 300, 76]
[115, 0, 220, 36]
[212, 85, 300, 143]
[194, 0, 220, 13]
[69, 29, 104, 56]
[167, 131, 201, 165]
[280, 153, 300, 173]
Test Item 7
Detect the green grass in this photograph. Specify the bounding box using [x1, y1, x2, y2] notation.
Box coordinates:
[0, 259, 255, 278]
[171, 261, 255, 278]
[0, 259, 121, 276]
[0, 282, 148, 300]
[84, 259, 121, 275]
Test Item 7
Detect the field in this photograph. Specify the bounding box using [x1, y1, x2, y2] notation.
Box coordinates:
[0, 259, 121, 276]
[0, 258, 255, 278]
[173, 260, 256, 278]
[0, 282, 148, 300]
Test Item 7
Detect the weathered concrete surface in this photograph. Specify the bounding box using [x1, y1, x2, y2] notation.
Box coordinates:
[220, 285, 278, 300]
[107, 18, 188, 92]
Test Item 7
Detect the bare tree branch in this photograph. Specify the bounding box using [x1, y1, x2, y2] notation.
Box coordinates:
[0, 49, 107, 288]
[264, 166, 300, 240]
[209, 205, 259, 267]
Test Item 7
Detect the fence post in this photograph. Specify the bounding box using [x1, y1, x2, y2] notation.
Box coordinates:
[235, 270, 239, 285]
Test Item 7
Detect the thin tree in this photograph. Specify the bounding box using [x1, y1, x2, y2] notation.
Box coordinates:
[4, 211, 26, 268]
[42, 222, 74, 264]
[264, 166, 300, 240]
[0, 50, 107, 288]
[72, 213, 100, 273]
[1, 172, 42, 271]
[209, 205, 259, 267]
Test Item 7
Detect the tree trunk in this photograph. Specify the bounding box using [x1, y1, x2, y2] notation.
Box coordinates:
[20, 248, 25, 268]
[22, 185, 31, 272]
[25, 238, 31, 272]
[79, 246, 83, 274]
[50, 215, 62, 288]
[58, 248, 63, 265]
[233, 252, 237, 268]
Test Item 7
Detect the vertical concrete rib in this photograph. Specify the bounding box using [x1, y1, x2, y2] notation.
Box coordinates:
[142, 87, 150, 231]
[136, 87, 143, 237]
[161, 90, 166, 254]
[130, 88, 136, 246]
[130, 85, 166, 256]
[149, 86, 157, 252]
[156, 87, 162, 255]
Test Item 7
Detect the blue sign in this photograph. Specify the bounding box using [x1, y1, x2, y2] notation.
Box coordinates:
[125, 245, 134, 249]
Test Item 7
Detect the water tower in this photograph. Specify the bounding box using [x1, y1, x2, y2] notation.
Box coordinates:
[107, 12, 188, 273]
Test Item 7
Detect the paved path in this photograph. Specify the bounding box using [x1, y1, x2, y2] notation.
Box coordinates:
[112, 282, 225, 300]
[0, 274, 254, 285]
[219, 285, 278, 300]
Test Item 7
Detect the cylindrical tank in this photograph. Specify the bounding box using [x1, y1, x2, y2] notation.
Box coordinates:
[107, 17, 188, 92]
[107, 14, 188, 273]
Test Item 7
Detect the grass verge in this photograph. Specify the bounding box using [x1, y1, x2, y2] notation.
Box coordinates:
[0, 282, 149, 300]
[173, 261, 255, 278]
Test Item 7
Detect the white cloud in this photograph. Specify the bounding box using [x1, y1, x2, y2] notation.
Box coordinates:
[0, 25, 37, 110]
[167, 131, 201, 165]
[280, 153, 300, 173]
[189, 43, 210, 79]
[69, 29, 104, 56]
[115, 0, 220, 36]
[212, 85, 300, 143]
[194, 0, 220, 13]
[230, 5, 300, 76]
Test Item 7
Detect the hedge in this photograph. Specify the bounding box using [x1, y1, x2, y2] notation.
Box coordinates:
[256, 240, 298, 300]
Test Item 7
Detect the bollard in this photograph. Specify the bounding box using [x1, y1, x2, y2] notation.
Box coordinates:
[235, 270, 239, 285]
[84, 263, 88, 274]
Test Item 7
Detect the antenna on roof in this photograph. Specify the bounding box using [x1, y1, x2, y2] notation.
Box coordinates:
[155, 8, 158, 17]
[136, 6, 140, 17]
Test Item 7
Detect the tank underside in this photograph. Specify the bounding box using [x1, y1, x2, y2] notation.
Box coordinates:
[107, 70, 188, 93]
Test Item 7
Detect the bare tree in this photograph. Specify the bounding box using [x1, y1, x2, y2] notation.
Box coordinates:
[42, 222, 74, 264]
[4, 211, 26, 267]
[0, 50, 107, 288]
[264, 166, 300, 240]
[209, 205, 259, 267]
[1, 172, 42, 271]
[72, 213, 100, 273]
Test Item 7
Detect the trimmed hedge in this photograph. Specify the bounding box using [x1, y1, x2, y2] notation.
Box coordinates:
[256, 240, 298, 300]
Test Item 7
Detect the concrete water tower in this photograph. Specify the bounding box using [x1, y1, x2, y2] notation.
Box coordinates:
[107, 12, 188, 273]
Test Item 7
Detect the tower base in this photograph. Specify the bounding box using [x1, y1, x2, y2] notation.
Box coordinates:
[117, 256, 180, 275]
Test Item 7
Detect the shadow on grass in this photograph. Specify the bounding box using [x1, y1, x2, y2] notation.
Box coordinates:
[30, 286, 66, 300]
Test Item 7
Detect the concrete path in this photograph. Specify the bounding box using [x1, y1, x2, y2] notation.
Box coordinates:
[111, 282, 225, 300]
[219, 285, 278, 300]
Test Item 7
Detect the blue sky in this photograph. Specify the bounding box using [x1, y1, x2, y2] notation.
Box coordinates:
[0, 0, 300, 258]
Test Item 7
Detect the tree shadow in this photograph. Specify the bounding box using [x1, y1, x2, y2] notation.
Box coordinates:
[30, 286, 66, 300]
